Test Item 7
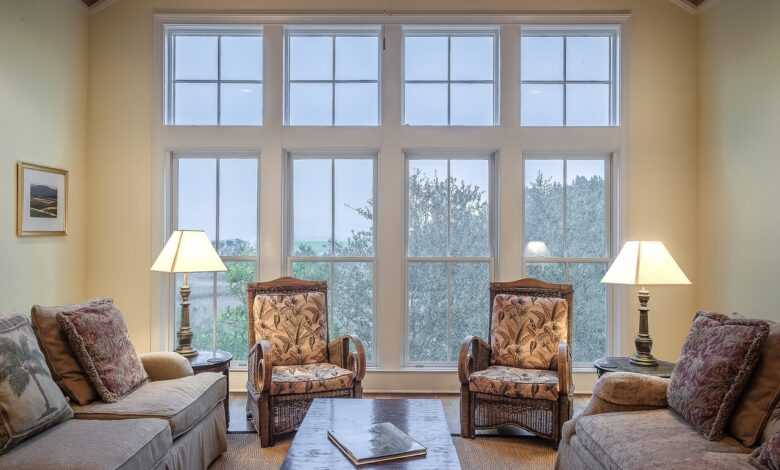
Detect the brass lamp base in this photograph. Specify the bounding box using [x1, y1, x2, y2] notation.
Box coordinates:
[175, 275, 198, 358]
[631, 287, 658, 367]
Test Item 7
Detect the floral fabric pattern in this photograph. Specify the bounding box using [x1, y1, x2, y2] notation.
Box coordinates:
[490, 294, 568, 370]
[270, 363, 353, 395]
[57, 303, 149, 403]
[667, 311, 769, 441]
[751, 429, 780, 470]
[469, 365, 559, 401]
[253, 292, 328, 366]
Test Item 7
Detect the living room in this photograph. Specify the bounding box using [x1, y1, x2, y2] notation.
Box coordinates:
[1, 0, 778, 468]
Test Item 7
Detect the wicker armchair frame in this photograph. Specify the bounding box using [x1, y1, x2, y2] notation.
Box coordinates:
[458, 278, 574, 447]
[246, 277, 366, 447]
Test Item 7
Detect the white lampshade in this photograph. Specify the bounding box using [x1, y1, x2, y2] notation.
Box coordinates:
[151, 230, 227, 273]
[601, 241, 691, 286]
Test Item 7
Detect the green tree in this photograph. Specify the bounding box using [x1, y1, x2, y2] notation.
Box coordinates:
[0, 335, 57, 415]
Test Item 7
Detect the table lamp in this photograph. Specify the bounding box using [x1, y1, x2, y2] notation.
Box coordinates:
[601, 241, 691, 366]
[151, 230, 227, 357]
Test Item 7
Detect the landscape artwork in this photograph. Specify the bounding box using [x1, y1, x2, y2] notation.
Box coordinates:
[17, 162, 68, 236]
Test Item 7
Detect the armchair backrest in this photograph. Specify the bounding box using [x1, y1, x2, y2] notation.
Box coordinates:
[247, 277, 329, 366]
[489, 278, 573, 371]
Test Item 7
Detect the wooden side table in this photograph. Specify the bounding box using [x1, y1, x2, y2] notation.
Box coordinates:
[593, 356, 675, 379]
[188, 350, 232, 426]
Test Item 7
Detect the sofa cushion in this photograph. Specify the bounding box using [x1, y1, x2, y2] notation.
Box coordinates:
[751, 428, 780, 470]
[271, 363, 353, 395]
[58, 302, 149, 402]
[31, 299, 110, 405]
[575, 409, 753, 470]
[730, 320, 780, 447]
[668, 311, 769, 440]
[71, 372, 225, 439]
[0, 418, 171, 470]
[490, 294, 568, 370]
[468, 365, 559, 400]
[0, 315, 73, 455]
[253, 292, 328, 366]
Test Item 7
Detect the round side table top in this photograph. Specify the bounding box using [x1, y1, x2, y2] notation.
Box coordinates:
[187, 350, 233, 370]
[594, 356, 675, 378]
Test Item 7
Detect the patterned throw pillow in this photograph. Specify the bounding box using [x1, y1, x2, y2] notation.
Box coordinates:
[57, 303, 148, 403]
[751, 428, 780, 470]
[668, 311, 769, 440]
[253, 292, 328, 366]
[490, 294, 568, 370]
[0, 315, 73, 455]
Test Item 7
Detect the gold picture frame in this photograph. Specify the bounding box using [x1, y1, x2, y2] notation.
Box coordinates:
[17, 162, 68, 237]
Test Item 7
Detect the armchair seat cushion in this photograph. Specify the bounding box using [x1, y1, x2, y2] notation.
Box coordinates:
[271, 363, 353, 395]
[468, 366, 559, 400]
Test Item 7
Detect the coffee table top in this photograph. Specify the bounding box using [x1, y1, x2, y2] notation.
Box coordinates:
[281, 398, 461, 470]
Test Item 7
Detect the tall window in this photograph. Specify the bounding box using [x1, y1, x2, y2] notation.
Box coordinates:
[285, 27, 381, 126]
[403, 27, 499, 126]
[173, 155, 259, 365]
[523, 156, 611, 365]
[288, 155, 376, 361]
[165, 26, 263, 126]
[520, 26, 619, 127]
[406, 156, 493, 365]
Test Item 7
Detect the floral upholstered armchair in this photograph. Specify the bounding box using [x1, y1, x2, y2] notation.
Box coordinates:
[458, 278, 574, 447]
[246, 277, 366, 447]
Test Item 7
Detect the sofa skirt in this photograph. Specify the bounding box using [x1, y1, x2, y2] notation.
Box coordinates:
[157, 404, 227, 470]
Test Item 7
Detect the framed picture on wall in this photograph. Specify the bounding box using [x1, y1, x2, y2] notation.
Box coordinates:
[17, 162, 68, 236]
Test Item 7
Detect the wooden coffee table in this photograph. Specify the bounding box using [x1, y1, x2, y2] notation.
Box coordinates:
[281, 398, 461, 470]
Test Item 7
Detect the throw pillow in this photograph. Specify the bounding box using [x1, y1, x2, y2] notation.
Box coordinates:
[0, 314, 72, 455]
[730, 320, 780, 446]
[490, 294, 568, 370]
[751, 428, 780, 470]
[57, 302, 148, 403]
[668, 311, 769, 440]
[30, 299, 112, 405]
[253, 292, 328, 366]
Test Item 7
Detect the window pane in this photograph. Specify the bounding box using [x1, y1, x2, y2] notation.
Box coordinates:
[521, 36, 563, 81]
[220, 36, 262, 81]
[175, 35, 217, 80]
[289, 35, 332, 80]
[450, 262, 490, 359]
[521, 84, 563, 126]
[566, 83, 610, 126]
[404, 83, 447, 126]
[335, 36, 378, 80]
[334, 159, 374, 256]
[408, 160, 448, 257]
[289, 83, 332, 125]
[178, 159, 216, 242]
[404, 36, 448, 81]
[219, 159, 258, 256]
[450, 36, 494, 81]
[292, 261, 330, 282]
[524, 159, 563, 257]
[220, 83, 262, 126]
[293, 159, 332, 256]
[451, 83, 494, 126]
[332, 262, 375, 361]
[566, 36, 610, 81]
[335, 83, 378, 126]
[175, 272, 214, 353]
[566, 160, 606, 258]
[449, 159, 490, 256]
[174, 83, 217, 125]
[570, 263, 608, 363]
[216, 261, 256, 363]
[527, 262, 566, 283]
[407, 262, 448, 362]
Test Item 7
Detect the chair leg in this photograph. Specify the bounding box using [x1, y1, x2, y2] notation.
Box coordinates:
[259, 394, 274, 448]
[460, 386, 475, 439]
[353, 382, 363, 398]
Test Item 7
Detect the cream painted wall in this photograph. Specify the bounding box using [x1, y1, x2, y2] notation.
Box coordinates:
[86, 0, 699, 391]
[697, 1, 780, 323]
[0, 1, 88, 315]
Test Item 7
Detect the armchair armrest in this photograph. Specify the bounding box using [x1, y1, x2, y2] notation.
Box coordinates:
[582, 372, 670, 417]
[557, 341, 573, 396]
[328, 335, 366, 382]
[458, 336, 491, 385]
[140, 352, 193, 381]
[248, 340, 273, 393]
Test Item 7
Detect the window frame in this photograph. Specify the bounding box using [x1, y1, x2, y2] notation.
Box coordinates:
[520, 25, 620, 127]
[401, 26, 501, 127]
[403, 152, 497, 367]
[283, 26, 383, 127]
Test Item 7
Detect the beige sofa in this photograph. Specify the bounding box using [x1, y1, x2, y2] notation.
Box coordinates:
[0, 352, 227, 470]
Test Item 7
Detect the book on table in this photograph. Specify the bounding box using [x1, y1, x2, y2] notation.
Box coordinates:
[327, 422, 427, 466]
